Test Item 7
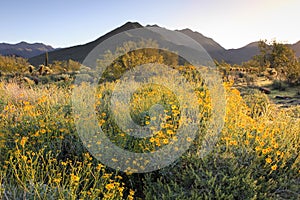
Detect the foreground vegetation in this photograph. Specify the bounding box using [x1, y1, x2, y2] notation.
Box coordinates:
[0, 79, 299, 199]
[0, 40, 299, 199]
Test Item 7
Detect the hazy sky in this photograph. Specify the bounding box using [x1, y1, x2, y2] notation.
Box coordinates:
[1, 0, 299, 49]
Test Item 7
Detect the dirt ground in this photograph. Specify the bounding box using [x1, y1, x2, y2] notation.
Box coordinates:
[234, 76, 300, 109]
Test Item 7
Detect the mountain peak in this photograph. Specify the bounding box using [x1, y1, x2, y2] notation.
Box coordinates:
[121, 21, 143, 29]
[179, 28, 194, 32]
[96, 21, 143, 40]
[179, 28, 205, 37]
[146, 24, 160, 28]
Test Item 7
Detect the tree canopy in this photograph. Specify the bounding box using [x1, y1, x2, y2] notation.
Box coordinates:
[255, 40, 300, 84]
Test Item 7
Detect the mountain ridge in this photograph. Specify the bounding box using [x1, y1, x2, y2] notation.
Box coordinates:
[28, 22, 143, 66]
[1, 22, 299, 65]
[0, 41, 55, 58]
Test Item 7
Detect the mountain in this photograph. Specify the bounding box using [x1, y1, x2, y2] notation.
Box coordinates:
[224, 42, 260, 64]
[223, 41, 300, 64]
[29, 22, 225, 66]
[0, 42, 55, 58]
[175, 31, 299, 64]
[221, 41, 300, 64]
[177, 28, 226, 61]
[27, 22, 300, 65]
[29, 22, 143, 66]
[290, 41, 300, 57]
[176, 29, 300, 64]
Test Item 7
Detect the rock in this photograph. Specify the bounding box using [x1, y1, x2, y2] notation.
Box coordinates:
[275, 96, 292, 100]
[259, 87, 271, 94]
[23, 77, 35, 85]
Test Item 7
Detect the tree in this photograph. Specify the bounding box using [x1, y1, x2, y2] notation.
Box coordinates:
[270, 41, 297, 70]
[255, 40, 271, 69]
[286, 62, 300, 85]
[255, 40, 300, 84]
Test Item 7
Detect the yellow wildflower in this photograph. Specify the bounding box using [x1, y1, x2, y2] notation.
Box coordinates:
[105, 183, 114, 190]
[162, 138, 169, 144]
[20, 137, 28, 148]
[171, 105, 177, 110]
[265, 157, 272, 164]
[129, 190, 134, 195]
[150, 116, 156, 121]
[102, 173, 112, 179]
[115, 175, 123, 180]
[172, 136, 178, 142]
[167, 129, 174, 135]
[229, 140, 237, 146]
[262, 149, 268, 154]
[70, 174, 80, 183]
[271, 164, 277, 171]
[53, 178, 61, 184]
[149, 137, 155, 143]
[244, 140, 250, 145]
[21, 155, 27, 161]
[96, 163, 104, 171]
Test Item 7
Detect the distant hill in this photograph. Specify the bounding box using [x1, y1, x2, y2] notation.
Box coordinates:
[290, 41, 300, 57]
[177, 28, 226, 61]
[223, 41, 300, 64]
[0, 42, 55, 58]
[29, 22, 143, 66]
[176, 29, 299, 64]
[27, 22, 300, 65]
[224, 42, 260, 64]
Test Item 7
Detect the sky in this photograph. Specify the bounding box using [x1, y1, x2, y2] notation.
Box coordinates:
[1, 0, 299, 49]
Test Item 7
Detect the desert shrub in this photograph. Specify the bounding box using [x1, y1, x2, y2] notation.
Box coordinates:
[1, 79, 299, 199]
[0, 83, 6, 112]
[0, 55, 28, 73]
[142, 84, 300, 199]
[3, 148, 127, 199]
[0, 99, 5, 113]
[143, 154, 257, 200]
[0, 83, 134, 199]
[67, 59, 81, 71]
[38, 76, 52, 84]
[245, 74, 257, 85]
[272, 80, 288, 91]
[50, 59, 81, 73]
[285, 106, 300, 118]
[243, 89, 270, 119]
[74, 73, 93, 83]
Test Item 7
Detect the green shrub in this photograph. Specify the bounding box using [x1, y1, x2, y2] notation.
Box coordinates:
[142, 86, 299, 200]
[243, 89, 270, 119]
[0, 55, 28, 73]
[143, 154, 257, 200]
[272, 80, 288, 91]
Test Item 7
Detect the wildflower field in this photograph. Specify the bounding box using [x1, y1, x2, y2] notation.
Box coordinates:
[0, 50, 299, 199]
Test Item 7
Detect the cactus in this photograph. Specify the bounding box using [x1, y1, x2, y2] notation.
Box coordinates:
[45, 52, 49, 66]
